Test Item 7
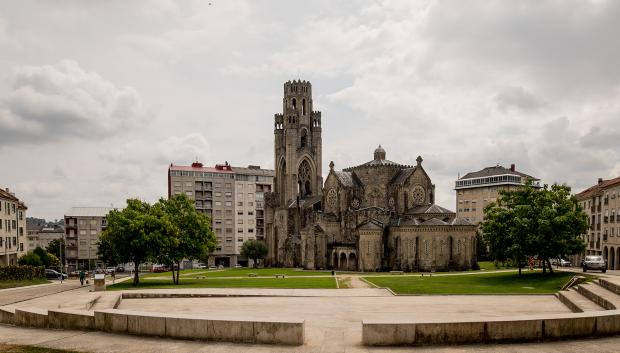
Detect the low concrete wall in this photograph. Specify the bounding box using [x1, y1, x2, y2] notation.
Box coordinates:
[93, 309, 304, 345]
[363, 311, 620, 346]
[0, 307, 14, 325]
[48, 310, 95, 330]
[14, 308, 48, 328]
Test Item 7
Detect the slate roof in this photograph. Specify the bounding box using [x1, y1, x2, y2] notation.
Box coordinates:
[420, 218, 449, 226]
[406, 204, 454, 215]
[357, 219, 384, 230]
[460, 165, 538, 180]
[287, 195, 322, 209]
[334, 171, 361, 188]
[450, 218, 474, 226]
[391, 167, 416, 185]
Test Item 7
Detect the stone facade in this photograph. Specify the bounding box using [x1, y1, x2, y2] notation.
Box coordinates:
[575, 176, 620, 270]
[265, 80, 477, 271]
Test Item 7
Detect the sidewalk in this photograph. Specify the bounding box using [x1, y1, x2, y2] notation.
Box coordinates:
[0, 280, 86, 306]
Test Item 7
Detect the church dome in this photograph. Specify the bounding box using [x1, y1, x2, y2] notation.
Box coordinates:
[374, 145, 386, 160]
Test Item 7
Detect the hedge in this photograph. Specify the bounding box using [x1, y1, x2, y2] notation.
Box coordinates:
[0, 265, 45, 280]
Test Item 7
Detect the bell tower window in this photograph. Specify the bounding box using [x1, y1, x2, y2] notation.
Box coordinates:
[300, 129, 307, 149]
[292, 98, 297, 110]
[302, 99, 306, 115]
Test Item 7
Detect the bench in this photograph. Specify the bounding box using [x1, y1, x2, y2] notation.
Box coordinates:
[389, 271, 404, 275]
[274, 274, 286, 278]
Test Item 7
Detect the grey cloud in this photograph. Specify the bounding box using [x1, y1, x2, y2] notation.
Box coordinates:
[0, 60, 149, 147]
[494, 86, 546, 112]
[580, 126, 620, 150]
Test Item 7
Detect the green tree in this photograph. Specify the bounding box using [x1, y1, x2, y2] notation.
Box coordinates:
[481, 181, 587, 275]
[99, 199, 173, 286]
[18, 252, 43, 267]
[46, 238, 65, 265]
[97, 234, 121, 267]
[240, 239, 268, 268]
[158, 194, 217, 285]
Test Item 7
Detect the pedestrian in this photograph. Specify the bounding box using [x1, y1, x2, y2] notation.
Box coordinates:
[79, 270, 85, 286]
[111, 271, 116, 283]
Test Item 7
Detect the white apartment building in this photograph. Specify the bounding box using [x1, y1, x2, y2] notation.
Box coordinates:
[0, 187, 27, 266]
[64, 207, 114, 272]
[168, 162, 274, 267]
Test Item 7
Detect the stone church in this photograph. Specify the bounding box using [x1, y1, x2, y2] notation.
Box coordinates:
[264, 80, 477, 272]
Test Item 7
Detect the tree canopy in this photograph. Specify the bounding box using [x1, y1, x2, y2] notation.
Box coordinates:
[241, 239, 268, 268]
[157, 194, 216, 284]
[46, 238, 65, 265]
[481, 181, 587, 275]
[98, 196, 216, 286]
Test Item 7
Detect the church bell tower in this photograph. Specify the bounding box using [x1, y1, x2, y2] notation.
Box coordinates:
[273, 80, 323, 206]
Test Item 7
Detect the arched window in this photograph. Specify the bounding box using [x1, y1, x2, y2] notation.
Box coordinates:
[298, 159, 312, 197]
[300, 129, 307, 148]
[292, 98, 297, 110]
[302, 99, 306, 115]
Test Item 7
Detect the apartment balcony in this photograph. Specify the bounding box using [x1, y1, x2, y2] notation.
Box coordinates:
[589, 241, 594, 249]
[256, 220, 264, 228]
[617, 215, 620, 222]
[256, 235, 265, 241]
[604, 198, 609, 205]
[596, 241, 601, 249]
[611, 216, 616, 223]
[597, 223, 601, 230]
[604, 216, 609, 223]
[603, 234, 608, 242]
[597, 205, 602, 212]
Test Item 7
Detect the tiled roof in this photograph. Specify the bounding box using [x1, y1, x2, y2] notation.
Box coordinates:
[232, 166, 275, 176]
[0, 188, 19, 202]
[65, 207, 115, 218]
[576, 176, 620, 199]
[460, 165, 537, 180]
[169, 165, 233, 173]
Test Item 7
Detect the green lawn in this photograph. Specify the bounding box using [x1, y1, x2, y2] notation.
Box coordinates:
[364, 271, 590, 295]
[0, 344, 81, 353]
[108, 276, 337, 290]
[0, 278, 50, 290]
[477, 261, 517, 271]
[141, 267, 332, 279]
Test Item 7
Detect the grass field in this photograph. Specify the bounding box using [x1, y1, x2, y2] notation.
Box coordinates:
[477, 261, 517, 271]
[140, 267, 332, 279]
[0, 278, 50, 290]
[108, 276, 337, 290]
[364, 271, 590, 295]
[0, 344, 80, 353]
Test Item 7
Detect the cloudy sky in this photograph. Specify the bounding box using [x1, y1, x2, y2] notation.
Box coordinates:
[1, 0, 619, 220]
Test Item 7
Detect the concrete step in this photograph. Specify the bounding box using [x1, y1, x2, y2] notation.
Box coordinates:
[598, 278, 620, 296]
[557, 288, 605, 312]
[576, 282, 620, 310]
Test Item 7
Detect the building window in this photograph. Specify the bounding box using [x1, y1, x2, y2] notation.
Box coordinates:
[248, 229, 254, 233]
[225, 201, 232, 207]
[237, 202, 243, 206]
[237, 228, 243, 233]
[225, 192, 232, 198]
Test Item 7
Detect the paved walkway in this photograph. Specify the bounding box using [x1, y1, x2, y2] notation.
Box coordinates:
[1, 324, 620, 353]
[0, 279, 86, 306]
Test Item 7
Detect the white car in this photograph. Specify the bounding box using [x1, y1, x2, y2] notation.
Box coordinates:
[105, 267, 116, 274]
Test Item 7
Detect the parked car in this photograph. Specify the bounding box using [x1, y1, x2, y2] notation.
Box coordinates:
[234, 264, 243, 268]
[583, 255, 606, 273]
[558, 259, 571, 267]
[115, 266, 125, 272]
[105, 267, 116, 274]
[197, 264, 207, 269]
[208, 265, 217, 270]
[45, 269, 67, 280]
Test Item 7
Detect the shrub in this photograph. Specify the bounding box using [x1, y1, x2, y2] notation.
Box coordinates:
[0, 265, 45, 280]
[18, 252, 43, 267]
